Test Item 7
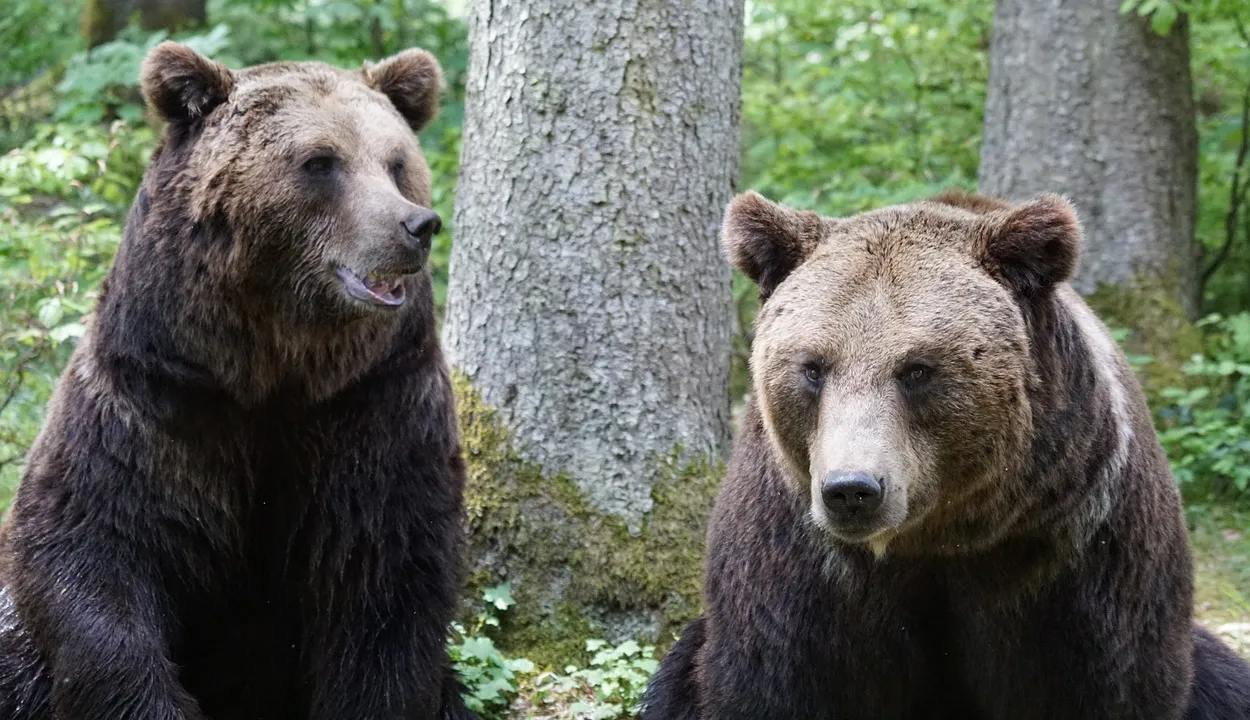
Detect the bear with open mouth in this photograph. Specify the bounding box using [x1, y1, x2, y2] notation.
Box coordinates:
[0, 42, 476, 720]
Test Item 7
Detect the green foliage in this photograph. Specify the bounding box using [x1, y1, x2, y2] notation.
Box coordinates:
[0, 121, 154, 205]
[1155, 313, 1250, 500]
[448, 582, 663, 719]
[1190, 3, 1250, 314]
[740, 0, 989, 215]
[448, 584, 536, 717]
[0, 117, 150, 506]
[0, 0, 80, 92]
[523, 639, 659, 720]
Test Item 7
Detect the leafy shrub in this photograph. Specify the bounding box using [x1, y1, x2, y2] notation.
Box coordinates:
[0, 206, 120, 507]
[0, 0, 79, 92]
[0, 121, 154, 208]
[740, 0, 989, 215]
[520, 639, 659, 720]
[449, 584, 535, 717]
[1156, 313, 1250, 500]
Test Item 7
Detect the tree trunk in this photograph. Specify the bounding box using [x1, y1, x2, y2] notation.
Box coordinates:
[444, 0, 742, 661]
[82, 0, 206, 47]
[979, 0, 1200, 369]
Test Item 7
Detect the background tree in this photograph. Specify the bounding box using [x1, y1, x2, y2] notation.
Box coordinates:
[443, 0, 743, 661]
[978, 0, 1200, 382]
[82, 0, 206, 47]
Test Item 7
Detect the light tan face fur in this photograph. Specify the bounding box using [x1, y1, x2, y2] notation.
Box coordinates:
[734, 194, 1065, 554]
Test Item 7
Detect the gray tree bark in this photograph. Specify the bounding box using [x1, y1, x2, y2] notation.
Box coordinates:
[443, 0, 742, 655]
[979, 0, 1199, 317]
[446, 0, 740, 529]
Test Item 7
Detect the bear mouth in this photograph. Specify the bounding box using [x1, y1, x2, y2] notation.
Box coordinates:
[335, 267, 409, 308]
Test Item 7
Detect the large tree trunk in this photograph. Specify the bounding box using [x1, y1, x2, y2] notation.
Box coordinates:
[979, 0, 1200, 377]
[82, 0, 206, 47]
[444, 0, 742, 661]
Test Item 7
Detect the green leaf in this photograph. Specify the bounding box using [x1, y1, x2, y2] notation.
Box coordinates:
[1150, 2, 1179, 35]
[482, 582, 514, 610]
[49, 322, 86, 343]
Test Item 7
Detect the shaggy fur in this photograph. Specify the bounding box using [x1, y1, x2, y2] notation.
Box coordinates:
[0, 42, 474, 720]
[640, 191, 1250, 720]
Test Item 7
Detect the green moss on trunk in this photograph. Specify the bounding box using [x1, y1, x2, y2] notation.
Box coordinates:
[453, 372, 720, 668]
[1085, 273, 1201, 395]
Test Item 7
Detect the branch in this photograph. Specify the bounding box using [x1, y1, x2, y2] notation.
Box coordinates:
[1200, 60, 1250, 290]
[0, 346, 40, 416]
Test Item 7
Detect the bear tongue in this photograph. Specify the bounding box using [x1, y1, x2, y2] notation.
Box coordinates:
[367, 275, 398, 295]
[336, 268, 405, 307]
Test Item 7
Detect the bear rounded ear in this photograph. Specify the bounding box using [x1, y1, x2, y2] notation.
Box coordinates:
[723, 192, 828, 300]
[979, 193, 1082, 297]
[140, 41, 235, 123]
[362, 48, 443, 132]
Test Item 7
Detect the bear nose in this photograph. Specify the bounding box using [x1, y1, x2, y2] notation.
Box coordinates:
[401, 209, 441, 250]
[821, 471, 884, 519]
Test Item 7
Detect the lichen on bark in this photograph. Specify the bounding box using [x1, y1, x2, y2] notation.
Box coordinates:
[453, 372, 720, 667]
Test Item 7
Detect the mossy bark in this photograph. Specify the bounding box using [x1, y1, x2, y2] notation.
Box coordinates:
[1086, 272, 1203, 395]
[444, 0, 742, 668]
[453, 373, 720, 667]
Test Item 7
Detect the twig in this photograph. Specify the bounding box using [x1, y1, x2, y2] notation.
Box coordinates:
[0, 346, 41, 416]
[1199, 35, 1250, 293]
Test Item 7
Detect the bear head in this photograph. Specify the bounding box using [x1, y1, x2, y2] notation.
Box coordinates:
[727, 190, 1084, 556]
[137, 41, 444, 318]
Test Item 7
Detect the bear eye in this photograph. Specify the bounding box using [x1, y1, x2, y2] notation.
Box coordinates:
[898, 363, 934, 393]
[802, 363, 824, 387]
[389, 157, 407, 182]
[302, 154, 337, 176]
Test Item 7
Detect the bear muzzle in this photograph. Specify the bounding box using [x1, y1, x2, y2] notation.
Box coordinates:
[333, 209, 442, 309]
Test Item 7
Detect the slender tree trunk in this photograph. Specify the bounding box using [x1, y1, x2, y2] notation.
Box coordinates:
[444, 0, 742, 659]
[81, 0, 206, 47]
[979, 0, 1199, 326]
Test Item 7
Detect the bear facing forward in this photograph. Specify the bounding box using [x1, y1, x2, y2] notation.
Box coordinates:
[0, 43, 475, 719]
[642, 191, 1250, 719]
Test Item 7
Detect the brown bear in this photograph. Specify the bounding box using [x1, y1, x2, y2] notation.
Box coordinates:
[0, 42, 476, 720]
[640, 190, 1250, 719]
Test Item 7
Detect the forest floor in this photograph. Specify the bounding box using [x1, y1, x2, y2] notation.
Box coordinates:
[1191, 505, 1250, 659]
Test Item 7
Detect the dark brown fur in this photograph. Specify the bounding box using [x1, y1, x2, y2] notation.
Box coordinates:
[641, 191, 1250, 720]
[0, 42, 474, 720]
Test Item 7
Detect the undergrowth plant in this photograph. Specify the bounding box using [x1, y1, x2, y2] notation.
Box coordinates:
[1156, 313, 1250, 501]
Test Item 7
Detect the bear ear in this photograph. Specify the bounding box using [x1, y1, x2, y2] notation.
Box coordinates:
[979, 193, 1082, 297]
[140, 41, 235, 124]
[724, 192, 828, 300]
[362, 48, 443, 132]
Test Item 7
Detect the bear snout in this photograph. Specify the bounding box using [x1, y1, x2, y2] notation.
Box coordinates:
[401, 208, 441, 252]
[820, 470, 884, 522]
